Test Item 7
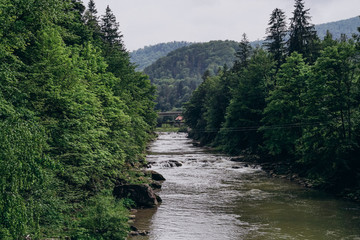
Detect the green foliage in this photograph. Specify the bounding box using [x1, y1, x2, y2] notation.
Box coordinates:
[75, 194, 129, 240]
[0, 120, 49, 239]
[261, 52, 310, 157]
[184, 1, 360, 196]
[265, 8, 287, 71]
[287, 0, 319, 61]
[233, 34, 252, 71]
[145, 40, 239, 111]
[219, 49, 274, 154]
[298, 41, 360, 185]
[130, 41, 193, 71]
[0, 0, 156, 238]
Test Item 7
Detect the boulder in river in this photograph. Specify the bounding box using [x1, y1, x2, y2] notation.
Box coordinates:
[161, 160, 183, 168]
[150, 181, 162, 190]
[113, 184, 161, 208]
[145, 170, 166, 181]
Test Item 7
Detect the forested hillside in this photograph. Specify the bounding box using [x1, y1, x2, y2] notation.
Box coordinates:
[130, 41, 193, 71]
[144, 40, 239, 111]
[185, 1, 360, 199]
[140, 16, 359, 112]
[316, 16, 360, 40]
[0, 0, 156, 239]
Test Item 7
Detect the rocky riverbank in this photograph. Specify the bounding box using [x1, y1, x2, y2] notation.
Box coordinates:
[229, 155, 360, 202]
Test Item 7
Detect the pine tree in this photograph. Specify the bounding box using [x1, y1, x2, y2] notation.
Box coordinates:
[233, 33, 252, 71]
[100, 5, 124, 49]
[83, 0, 101, 37]
[265, 8, 287, 71]
[287, 0, 317, 60]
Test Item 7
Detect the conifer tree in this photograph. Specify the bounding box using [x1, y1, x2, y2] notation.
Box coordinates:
[287, 0, 318, 61]
[265, 8, 287, 71]
[101, 5, 124, 49]
[233, 33, 252, 71]
[83, 0, 101, 37]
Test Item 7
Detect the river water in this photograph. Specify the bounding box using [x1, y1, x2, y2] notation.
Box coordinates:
[130, 132, 360, 240]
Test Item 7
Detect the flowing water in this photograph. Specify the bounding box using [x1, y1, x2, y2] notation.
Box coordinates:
[130, 132, 360, 240]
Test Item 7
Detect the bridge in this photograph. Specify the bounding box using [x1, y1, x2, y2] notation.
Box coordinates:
[157, 111, 184, 127]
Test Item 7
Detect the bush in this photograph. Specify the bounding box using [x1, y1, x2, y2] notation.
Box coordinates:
[75, 193, 130, 240]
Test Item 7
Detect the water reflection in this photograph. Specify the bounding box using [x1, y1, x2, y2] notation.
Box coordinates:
[130, 132, 360, 240]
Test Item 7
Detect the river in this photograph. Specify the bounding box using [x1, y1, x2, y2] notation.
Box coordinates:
[130, 132, 360, 240]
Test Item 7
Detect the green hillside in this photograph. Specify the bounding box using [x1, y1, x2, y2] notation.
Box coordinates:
[130, 41, 192, 71]
[144, 40, 239, 111]
[139, 16, 360, 112]
[316, 16, 360, 40]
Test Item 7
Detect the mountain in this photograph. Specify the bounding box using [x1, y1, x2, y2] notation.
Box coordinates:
[315, 16, 360, 40]
[130, 41, 192, 71]
[143, 40, 239, 111]
[141, 16, 360, 112]
[144, 40, 238, 80]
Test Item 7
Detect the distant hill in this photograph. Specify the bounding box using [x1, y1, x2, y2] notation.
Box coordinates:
[144, 40, 239, 111]
[315, 16, 360, 40]
[139, 16, 360, 111]
[144, 40, 238, 80]
[130, 41, 192, 71]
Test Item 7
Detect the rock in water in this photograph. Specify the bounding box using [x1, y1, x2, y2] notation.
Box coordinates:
[145, 170, 166, 181]
[113, 184, 160, 208]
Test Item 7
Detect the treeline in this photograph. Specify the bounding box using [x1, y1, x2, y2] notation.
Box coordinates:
[0, 0, 156, 239]
[315, 16, 360, 40]
[130, 41, 193, 71]
[184, 0, 360, 197]
[144, 40, 239, 111]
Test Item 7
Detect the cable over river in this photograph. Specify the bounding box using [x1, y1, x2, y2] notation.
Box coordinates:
[130, 132, 360, 240]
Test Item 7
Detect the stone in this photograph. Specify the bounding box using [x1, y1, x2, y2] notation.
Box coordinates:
[169, 160, 183, 167]
[156, 194, 162, 203]
[113, 184, 159, 208]
[130, 230, 150, 236]
[150, 181, 162, 190]
[145, 170, 166, 181]
[230, 156, 245, 162]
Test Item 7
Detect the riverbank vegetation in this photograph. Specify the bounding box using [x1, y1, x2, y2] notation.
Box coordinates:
[0, 0, 156, 239]
[184, 0, 360, 200]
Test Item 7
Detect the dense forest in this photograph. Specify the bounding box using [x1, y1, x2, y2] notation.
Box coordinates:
[130, 41, 193, 71]
[0, 0, 156, 239]
[184, 0, 360, 199]
[144, 40, 239, 111]
[138, 16, 360, 112]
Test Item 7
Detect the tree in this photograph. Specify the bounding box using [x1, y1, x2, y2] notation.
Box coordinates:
[83, 0, 101, 38]
[233, 33, 252, 71]
[184, 77, 212, 142]
[299, 41, 360, 185]
[101, 5, 124, 49]
[218, 49, 274, 154]
[287, 0, 318, 61]
[261, 52, 310, 158]
[265, 8, 287, 71]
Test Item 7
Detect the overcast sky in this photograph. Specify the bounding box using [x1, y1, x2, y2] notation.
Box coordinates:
[83, 0, 360, 51]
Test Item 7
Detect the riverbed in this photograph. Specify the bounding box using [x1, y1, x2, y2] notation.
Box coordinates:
[130, 132, 360, 240]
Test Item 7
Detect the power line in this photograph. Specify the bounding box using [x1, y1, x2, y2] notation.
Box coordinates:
[190, 120, 335, 133]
